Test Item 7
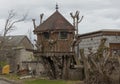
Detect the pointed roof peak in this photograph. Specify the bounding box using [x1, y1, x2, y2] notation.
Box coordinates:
[55, 3, 59, 11]
[34, 8, 75, 32]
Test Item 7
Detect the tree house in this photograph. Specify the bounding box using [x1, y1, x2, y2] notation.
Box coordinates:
[33, 6, 75, 79]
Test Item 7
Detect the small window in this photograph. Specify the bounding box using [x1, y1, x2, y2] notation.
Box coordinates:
[59, 31, 68, 39]
[43, 32, 50, 39]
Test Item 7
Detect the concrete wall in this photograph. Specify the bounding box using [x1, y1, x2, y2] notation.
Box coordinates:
[19, 49, 34, 69]
[9, 48, 34, 72]
[22, 62, 45, 76]
[20, 49, 34, 62]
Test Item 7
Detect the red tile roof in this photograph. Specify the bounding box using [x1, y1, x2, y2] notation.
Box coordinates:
[34, 10, 75, 32]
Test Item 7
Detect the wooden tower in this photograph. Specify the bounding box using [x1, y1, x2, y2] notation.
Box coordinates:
[33, 5, 75, 79]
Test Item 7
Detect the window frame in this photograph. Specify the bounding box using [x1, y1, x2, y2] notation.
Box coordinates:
[43, 32, 50, 39]
[59, 31, 68, 40]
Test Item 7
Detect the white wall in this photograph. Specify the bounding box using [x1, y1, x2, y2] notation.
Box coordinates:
[79, 35, 120, 56]
[79, 36, 102, 56]
[18, 49, 34, 69]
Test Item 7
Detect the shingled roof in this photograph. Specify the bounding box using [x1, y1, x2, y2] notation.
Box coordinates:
[0, 35, 33, 49]
[34, 10, 75, 32]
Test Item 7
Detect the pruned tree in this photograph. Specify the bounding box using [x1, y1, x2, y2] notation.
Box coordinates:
[70, 11, 83, 63]
[70, 11, 83, 36]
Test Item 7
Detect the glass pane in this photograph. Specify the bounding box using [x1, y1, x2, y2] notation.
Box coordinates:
[59, 31, 67, 39]
[43, 32, 50, 39]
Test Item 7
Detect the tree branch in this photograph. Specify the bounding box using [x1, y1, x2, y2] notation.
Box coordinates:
[3, 10, 27, 37]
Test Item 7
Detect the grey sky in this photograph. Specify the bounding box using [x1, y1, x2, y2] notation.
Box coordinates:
[0, 0, 120, 36]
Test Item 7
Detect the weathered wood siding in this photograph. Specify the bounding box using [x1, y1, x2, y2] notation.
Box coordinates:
[37, 31, 74, 52]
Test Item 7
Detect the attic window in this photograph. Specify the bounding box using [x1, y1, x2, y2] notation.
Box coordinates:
[59, 31, 68, 39]
[43, 32, 50, 39]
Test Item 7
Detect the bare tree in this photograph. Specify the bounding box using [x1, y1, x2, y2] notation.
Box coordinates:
[3, 10, 27, 37]
[0, 10, 27, 72]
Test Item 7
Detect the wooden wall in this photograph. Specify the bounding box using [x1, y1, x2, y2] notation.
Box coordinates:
[37, 31, 74, 52]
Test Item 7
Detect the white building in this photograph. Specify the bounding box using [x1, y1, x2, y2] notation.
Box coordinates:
[78, 29, 120, 56]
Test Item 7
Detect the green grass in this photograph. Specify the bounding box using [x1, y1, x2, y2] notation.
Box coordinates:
[0, 74, 84, 84]
[24, 79, 66, 84]
[24, 79, 84, 84]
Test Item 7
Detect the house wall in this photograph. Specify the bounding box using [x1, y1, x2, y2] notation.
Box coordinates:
[8, 49, 20, 72]
[18, 49, 45, 76]
[79, 34, 120, 56]
[79, 35, 102, 56]
[18, 49, 34, 69]
[10, 48, 34, 72]
[21, 61, 45, 76]
[37, 31, 74, 52]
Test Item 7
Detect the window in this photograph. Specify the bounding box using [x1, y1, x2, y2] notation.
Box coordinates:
[59, 31, 68, 39]
[43, 32, 50, 39]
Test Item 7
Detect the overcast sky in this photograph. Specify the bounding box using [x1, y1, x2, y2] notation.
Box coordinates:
[0, 0, 120, 37]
